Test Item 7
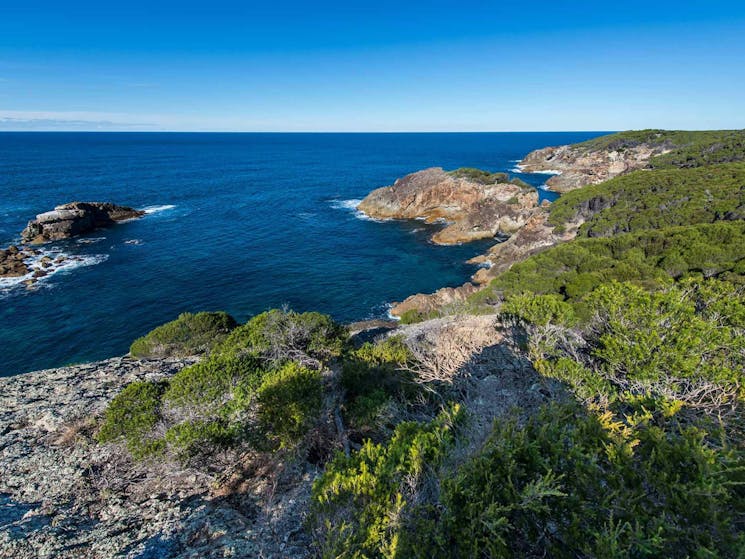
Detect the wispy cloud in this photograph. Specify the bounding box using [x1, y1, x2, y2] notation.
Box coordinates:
[0, 110, 157, 130]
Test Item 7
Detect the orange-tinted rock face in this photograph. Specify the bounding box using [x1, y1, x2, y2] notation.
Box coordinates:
[519, 143, 671, 193]
[357, 167, 539, 245]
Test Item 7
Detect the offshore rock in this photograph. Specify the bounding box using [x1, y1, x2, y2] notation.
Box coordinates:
[21, 202, 145, 244]
[0, 245, 33, 278]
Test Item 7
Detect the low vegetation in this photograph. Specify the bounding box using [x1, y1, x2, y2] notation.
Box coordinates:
[100, 308, 347, 462]
[449, 167, 529, 187]
[469, 221, 745, 318]
[548, 163, 745, 236]
[129, 311, 237, 358]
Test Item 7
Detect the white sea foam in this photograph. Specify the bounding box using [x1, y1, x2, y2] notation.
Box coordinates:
[536, 169, 563, 175]
[142, 204, 177, 214]
[76, 236, 106, 245]
[0, 249, 108, 298]
[124, 239, 143, 245]
[329, 199, 385, 222]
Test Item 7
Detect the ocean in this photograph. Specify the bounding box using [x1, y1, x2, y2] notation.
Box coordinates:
[0, 131, 603, 376]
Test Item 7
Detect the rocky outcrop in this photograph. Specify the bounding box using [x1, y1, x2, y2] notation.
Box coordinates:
[0, 357, 312, 558]
[21, 202, 145, 244]
[469, 210, 577, 284]
[357, 168, 539, 244]
[0, 245, 91, 288]
[390, 282, 480, 318]
[388, 207, 584, 318]
[519, 142, 671, 193]
[0, 245, 33, 278]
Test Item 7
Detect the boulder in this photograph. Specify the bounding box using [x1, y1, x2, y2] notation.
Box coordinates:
[0, 245, 30, 278]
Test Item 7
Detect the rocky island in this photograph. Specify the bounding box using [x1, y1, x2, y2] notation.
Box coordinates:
[21, 202, 145, 244]
[0, 202, 145, 287]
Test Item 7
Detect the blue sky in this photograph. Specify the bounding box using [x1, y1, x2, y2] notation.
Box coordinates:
[1, 1, 744, 131]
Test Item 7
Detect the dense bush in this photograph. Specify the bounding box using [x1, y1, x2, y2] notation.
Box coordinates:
[101, 308, 347, 461]
[470, 221, 745, 316]
[317, 279, 744, 558]
[407, 402, 744, 558]
[164, 352, 264, 410]
[449, 167, 528, 187]
[257, 362, 324, 449]
[527, 280, 744, 418]
[129, 311, 237, 358]
[311, 405, 463, 558]
[548, 163, 745, 236]
[218, 309, 347, 364]
[96, 380, 168, 458]
[340, 336, 415, 434]
[500, 293, 575, 327]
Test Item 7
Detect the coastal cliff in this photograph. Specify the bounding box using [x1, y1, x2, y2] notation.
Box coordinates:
[518, 140, 669, 193]
[357, 167, 539, 244]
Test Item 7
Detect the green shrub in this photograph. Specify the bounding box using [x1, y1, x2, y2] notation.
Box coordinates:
[574, 129, 745, 169]
[163, 352, 265, 410]
[510, 177, 530, 188]
[312, 405, 463, 558]
[164, 418, 236, 458]
[472, 221, 745, 314]
[449, 167, 510, 184]
[341, 336, 415, 432]
[218, 309, 347, 364]
[398, 308, 438, 324]
[97, 380, 168, 458]
[548, 163, 745, 236]
[129, 311, 237, 358]
[257, 362, 323, 448]
[501, 293, 575, 327]
[404, 402, 745, 558]
[587, 281, 744, 401]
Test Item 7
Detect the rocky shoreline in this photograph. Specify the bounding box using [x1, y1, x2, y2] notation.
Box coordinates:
[517, 139, 671, 193]
[21, 202, 144, 244]
[355, 144, 633, 317]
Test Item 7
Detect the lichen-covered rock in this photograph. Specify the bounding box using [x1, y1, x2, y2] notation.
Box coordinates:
[0, 357, 312, 559]
[519, 142, 671, 193]
[21, 202, 145, 244]
[357, 168, 539, 244]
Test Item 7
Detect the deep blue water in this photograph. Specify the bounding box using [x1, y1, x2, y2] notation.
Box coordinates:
[0, 132, 604, 375]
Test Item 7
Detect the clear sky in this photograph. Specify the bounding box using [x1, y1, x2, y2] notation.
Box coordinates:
[1, 1, 744, 131]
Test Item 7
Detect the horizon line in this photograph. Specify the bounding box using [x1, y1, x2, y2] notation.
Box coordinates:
[0, 129, 622, 134]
